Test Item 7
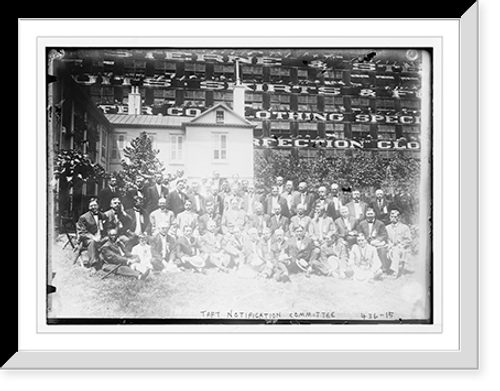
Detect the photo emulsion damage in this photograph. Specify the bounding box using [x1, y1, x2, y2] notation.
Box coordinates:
[46, 47, 432, 325]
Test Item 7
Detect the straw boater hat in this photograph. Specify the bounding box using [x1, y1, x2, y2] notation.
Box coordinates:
[325, 256, 340, 272]
[186, 255, 205, 269]
[296, 258, 309, 271]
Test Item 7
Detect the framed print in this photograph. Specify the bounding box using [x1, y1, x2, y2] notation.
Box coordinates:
[9, 10, 478, 369]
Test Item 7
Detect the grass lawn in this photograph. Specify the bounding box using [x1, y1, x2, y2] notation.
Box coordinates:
[48, 236, 431, 323]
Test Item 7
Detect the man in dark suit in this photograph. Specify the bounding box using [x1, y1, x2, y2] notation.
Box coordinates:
[104, 197, 132, 241]
[292, 181, 315, 217]
[146, 173, 169, 214]
[264, 186, 290, 218]
[99, 228, 146, 279]
[370, 189, 395, 226]
[334, 206, 358, 248]
[283, 225, 320, 275]
[205, 184, 224, 217]
[345, 190, 368, 226]
[198, 201, 222, 236]
[98, 176, 120, 212]
[123, 175, 149, 210]
[165, 179, 188, 217]
[268, 204, 290, 235]
[124, 195, 150, 251]
[326, 183, 344, 221]
[355, 207, 391, 275]
[76, 198, 110, 273]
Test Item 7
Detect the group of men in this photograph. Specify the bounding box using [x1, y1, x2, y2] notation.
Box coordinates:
[75, 171, 414, 282]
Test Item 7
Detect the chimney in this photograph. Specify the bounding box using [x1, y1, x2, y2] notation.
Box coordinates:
[232, 60, 246, 118]
[128, 86, 142, 115]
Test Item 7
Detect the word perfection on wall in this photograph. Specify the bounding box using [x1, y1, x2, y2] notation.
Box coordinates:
[254, 137, 421, 150]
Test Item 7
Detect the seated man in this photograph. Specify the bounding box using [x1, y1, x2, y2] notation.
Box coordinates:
[309, 231, 349, 279]
[76, 198, 110, 274]
[104, 197, 132, 242]
[283, 225, 320, 275]
[130, 233, 154, 278]
[386, 209, 412, 277]
[221, 197, 247, 234]
[355, 207, 391, 276]
[221, 222, 245, 269]
[197, 201, 222, 236]
[244, 202, 270, 235]
[334, 206, 358, 248]
[259, 228, 290, 283]
[308, 202, 336, 247]
[268, 204, 289, 235]
[348, 233, 383, 282]
[289, 203, 312, 236]
[148, 197, 176, 236]
[239, 227, 268, 278]
[176, 199, 199, 237]
[200, 219, 231, 272]
[150, 221, 178, 272]
[174, 225, 206, 273]
[100, 228, 150, 280]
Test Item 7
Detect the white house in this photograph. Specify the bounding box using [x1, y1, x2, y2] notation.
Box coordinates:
[104, 84, 256, 184]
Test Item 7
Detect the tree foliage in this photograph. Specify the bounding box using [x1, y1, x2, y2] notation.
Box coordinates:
[54, 149, 106, 185]
[115, 131, 165, 190]
[254, 150, 421, 201]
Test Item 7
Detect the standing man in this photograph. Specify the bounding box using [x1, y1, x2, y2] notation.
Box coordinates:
[146, 172, 169, 214]
[98, 176, 120, 212]
[76, 198, 110, 274]
[188, 181, 206, 216]
[165, 179, 188, 217]
[275, 176, 285, 195]
[124, 195, 149, 251]
[281, 180, 298, 216]
[292, 181, 315, 217]
[265, 185, 290, 218]
[355, 207, 391, 276]
[123, 175, 148, 210]
[326, 183, 343, 221]
[370, 189, 394, 226]
[345, 189, 368, 226]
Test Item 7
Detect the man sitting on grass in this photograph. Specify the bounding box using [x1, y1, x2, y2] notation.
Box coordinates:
[347, 233, 383, 282]
[100, 228, 150, 280]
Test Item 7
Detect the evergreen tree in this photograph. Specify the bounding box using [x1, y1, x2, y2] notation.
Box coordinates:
[115, 131, 165, 191]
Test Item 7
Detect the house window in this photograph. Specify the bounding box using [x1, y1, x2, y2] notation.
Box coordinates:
[111, 133, 126, 161]
[213, 133, 228, 160]
[170, 135, 183, 161]
[216, 110, 225, 124]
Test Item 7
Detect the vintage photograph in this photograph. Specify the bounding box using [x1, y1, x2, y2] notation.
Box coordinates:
[46, 47, 432, 324]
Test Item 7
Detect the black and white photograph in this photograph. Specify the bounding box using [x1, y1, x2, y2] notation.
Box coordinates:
[45, 46, 432, 325]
